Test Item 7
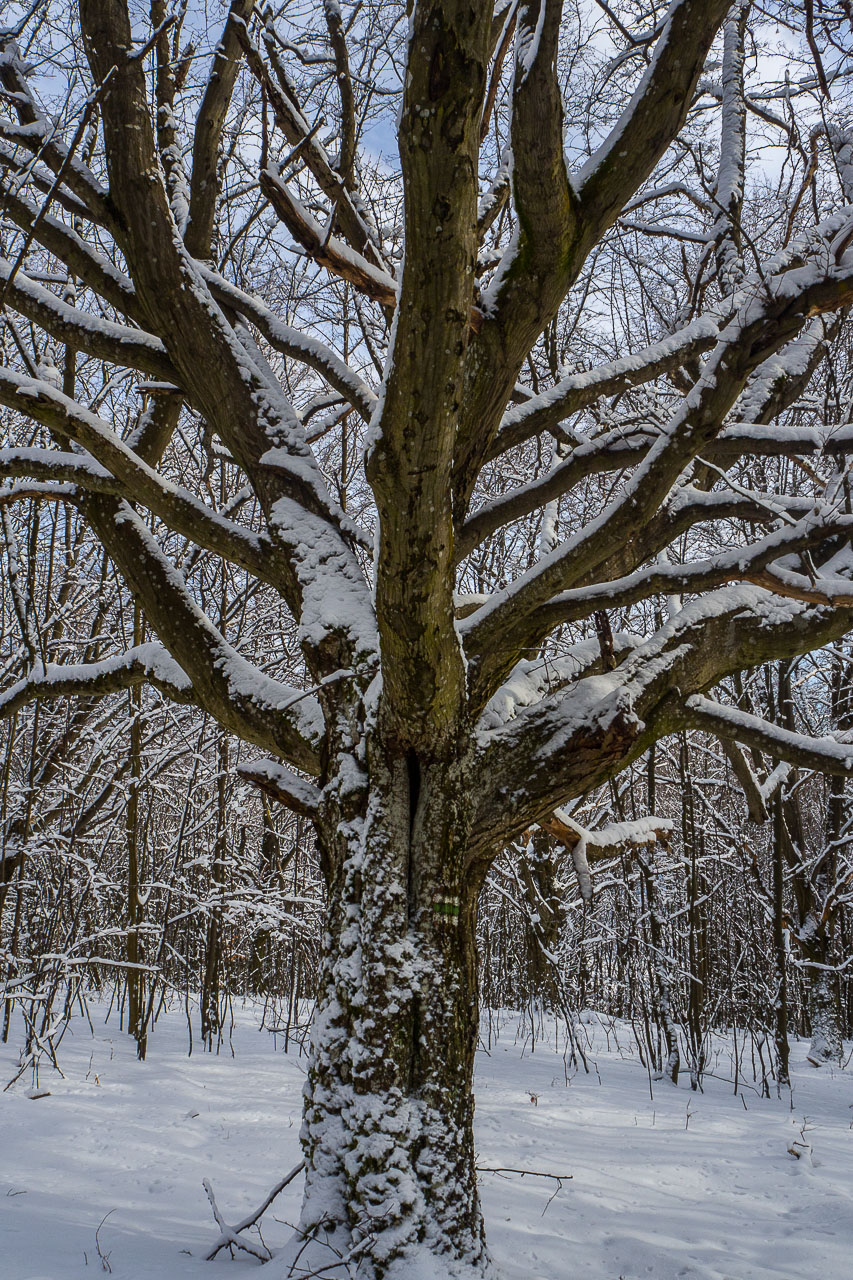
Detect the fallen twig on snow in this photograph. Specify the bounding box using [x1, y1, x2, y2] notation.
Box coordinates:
[204, 1160, 305, 1262]
[476, 1165, 572, 1214]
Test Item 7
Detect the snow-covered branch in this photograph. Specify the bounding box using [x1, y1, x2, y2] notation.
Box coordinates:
[0, 644, 194, 719]
[0, 258, 177, 383]
[237, 758, 321, 819]
[78, 497, 324, 773]
[518, 514, 853, 631]
[486, 317, 719, 462]
[576, 0, 731, 235]
[199, 266, 377, 422]
[236, 16, 388, 272]
[0, 372, 282, 587]
[462, 243, 853, 704]
[683, 695, 853, 778]
[469, 583, 853, 855]
[541, 810, 673, 901]
[0, 179, 138, 319]
[459, 419, 834, 562]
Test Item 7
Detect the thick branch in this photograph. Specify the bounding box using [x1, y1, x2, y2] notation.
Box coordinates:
[462, 250, 853, 704]
[0, 41, 116, 227]
[470, 585, 853, 856]
[80, 0, 376, 679]
[238, 19, 386, 270]
[80, 494, 324, 773]
[0, 370, 279, 585]
[0, 180, 136, 319]
[0, 258, 177, 382]
[453, 0, 730, 520]
[259, 167, 397, 306]
[365, 0, 491, 745]
[520, 514, 853, 632]
[199, 266, 376, 421]
[454, 0, 576, 514]
[486, 316, 718, 462]
[575, 0, 730, 236]
[459, 420, 827, 562]
[0, 644, 194, 720]
[238, 758, 321, 818]
[683, 695, 853, 778]
[185, 0, 256, 259]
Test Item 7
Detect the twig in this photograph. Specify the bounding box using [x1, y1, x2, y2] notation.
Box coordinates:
[204, 1160, 305, 1262]
[288, 1242, 370, 1279]
[476, 1165, 572, 1215]
[95, 1209, 116, 1273]
[0, 67, 116, 305]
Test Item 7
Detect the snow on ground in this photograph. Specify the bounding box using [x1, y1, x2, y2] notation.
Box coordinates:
[0, 1001, 850, 1280]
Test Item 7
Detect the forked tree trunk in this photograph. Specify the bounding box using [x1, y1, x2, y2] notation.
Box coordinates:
[288, 742, 490, 1279]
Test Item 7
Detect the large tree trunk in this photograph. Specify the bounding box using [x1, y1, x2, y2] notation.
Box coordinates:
[289, 744, 489, 1278]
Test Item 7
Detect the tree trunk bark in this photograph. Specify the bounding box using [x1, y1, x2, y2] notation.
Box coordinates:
[126, 603, 145, 1058]
[517, 829, 566, 1013]
[636, 847, 680, 1086]
[771, 791, 790, 1088]
[288, 744, 490, 1279]
[804, 937, 843, 1066]
[201, 736, 228, 1049]
[804, 647, 851, 1068]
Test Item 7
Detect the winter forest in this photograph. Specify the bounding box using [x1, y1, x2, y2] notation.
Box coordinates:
[1, 0, 853, 1276]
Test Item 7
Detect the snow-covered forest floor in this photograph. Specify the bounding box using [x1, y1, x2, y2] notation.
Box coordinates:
[0, 1001, 850, 1280]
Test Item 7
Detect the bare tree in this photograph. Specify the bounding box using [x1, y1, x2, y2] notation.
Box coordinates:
[4, 0, 853, 1273]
